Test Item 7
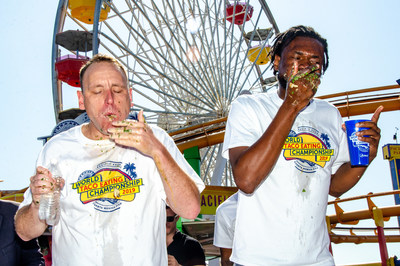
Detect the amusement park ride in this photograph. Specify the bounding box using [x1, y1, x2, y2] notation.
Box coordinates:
[1, 0, 400, 265]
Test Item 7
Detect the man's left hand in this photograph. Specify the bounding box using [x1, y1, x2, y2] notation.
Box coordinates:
[346, 105, 384, 163]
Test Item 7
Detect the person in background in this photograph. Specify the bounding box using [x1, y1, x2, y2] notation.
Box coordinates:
[15, 54, 204, 265]
[167, 206, 206, 266]
[222, 25, 383, 265]
[0, 199, 44, 266]
[213, 192, 238, 266]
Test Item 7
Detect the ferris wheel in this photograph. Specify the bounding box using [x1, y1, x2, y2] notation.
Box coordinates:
[51, 0, 280, 186]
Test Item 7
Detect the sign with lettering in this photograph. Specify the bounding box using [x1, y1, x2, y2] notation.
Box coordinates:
[200, 185, 238, 215]
[383, 144, 400, 160]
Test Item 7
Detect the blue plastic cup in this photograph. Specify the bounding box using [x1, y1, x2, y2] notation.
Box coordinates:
[345, 119, 370, 166]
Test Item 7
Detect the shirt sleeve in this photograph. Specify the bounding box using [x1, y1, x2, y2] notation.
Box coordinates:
[213, 194, 237, 248]
[222, 96, 264, 160]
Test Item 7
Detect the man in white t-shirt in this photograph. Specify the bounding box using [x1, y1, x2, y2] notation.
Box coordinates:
[222, 25, 383, 265]
[15, 54, 204, 265]
[213, 192, 238, 266]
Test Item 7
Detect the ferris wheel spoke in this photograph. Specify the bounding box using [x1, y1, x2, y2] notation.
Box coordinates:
[162, 0, 221, 103]
[147, 0, 218, 103]
[194, 1, 229, 105]
[126, 2, 217, 107]
[130, 79, 213, 113]
[224, 2, 249, 98]
[99, 31, 216, 111]
[201, 145, 217, 184]
[227, 8, 265, 101]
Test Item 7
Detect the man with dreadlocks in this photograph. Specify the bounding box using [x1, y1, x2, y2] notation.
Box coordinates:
[222, 25, 383, 265]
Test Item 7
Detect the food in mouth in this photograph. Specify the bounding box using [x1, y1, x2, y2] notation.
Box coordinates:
[107, 114, 117, 121]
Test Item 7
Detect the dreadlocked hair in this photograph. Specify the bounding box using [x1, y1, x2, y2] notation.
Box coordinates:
[269, 25, 329, 75]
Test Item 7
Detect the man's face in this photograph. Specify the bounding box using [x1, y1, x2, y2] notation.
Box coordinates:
[166, 208, 178, 235]
[78, 62, 132, 139]
[274, 36, 325, 90]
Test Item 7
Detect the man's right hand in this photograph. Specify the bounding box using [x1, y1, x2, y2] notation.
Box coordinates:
[29, 166, 57, 207]
[284, 63, 321, 110]
[15, 166, 55, 241]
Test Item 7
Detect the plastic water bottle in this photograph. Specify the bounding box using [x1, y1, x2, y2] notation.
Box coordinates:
[38, 160, 63, 226]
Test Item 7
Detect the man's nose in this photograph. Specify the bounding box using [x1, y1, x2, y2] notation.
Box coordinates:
[298, 58, 313, 70]
[105, 89, 114, 104]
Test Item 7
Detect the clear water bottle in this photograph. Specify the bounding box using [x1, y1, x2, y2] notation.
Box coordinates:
[38, 160, 63, 226]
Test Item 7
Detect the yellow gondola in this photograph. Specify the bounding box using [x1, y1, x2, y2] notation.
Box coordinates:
[247, 45, 271, 65]
[69, 0, 111, 24]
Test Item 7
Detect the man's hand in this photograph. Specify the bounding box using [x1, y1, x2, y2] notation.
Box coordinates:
[330, 106, 384, 197]
[108, 110, 159, 157]
[347, 105, 383, 163]
[16, 165, 64, 239]
[285, 62, 321, 110]
[29, 166, 58, 208]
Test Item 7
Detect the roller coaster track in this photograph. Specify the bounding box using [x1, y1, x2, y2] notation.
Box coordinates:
[328, 190, 400, 244]
[171, 84, 400, 152]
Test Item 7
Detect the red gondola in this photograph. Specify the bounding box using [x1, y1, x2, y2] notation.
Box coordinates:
[226, 2, 253, 25]
[55, 55, 89, 87]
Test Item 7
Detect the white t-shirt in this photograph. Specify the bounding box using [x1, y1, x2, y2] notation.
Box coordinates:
[213, 192, 238, 249]
[21, 124, 205, 266]
[222, 89, 349, 266]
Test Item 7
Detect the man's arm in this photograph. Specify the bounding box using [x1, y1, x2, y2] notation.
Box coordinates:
[152, 142, 201, 219]
[15, 167, 55, 241]
[329, 106, 383, 197]
[229, 101, 299, 194]
[109, 110, 200, 219]
[229, 66, 319, 194]
[220, 248, 233, 266]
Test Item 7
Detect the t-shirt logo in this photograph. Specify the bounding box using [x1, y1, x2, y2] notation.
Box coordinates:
[283, 127, 334, 173]
[72, 161, 143, 212]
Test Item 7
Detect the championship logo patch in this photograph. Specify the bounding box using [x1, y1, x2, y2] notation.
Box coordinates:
[283, 127, 334, 173]
[72, 161, 143, 212]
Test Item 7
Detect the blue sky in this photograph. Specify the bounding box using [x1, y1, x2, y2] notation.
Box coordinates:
[1, 0, 400, 264]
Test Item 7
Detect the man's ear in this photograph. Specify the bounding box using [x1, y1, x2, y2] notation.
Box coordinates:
[77, 90, 85, 110]
[273, 55, 281, 73]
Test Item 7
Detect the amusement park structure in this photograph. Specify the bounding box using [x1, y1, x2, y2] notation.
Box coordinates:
[1, 0, 400, 265]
